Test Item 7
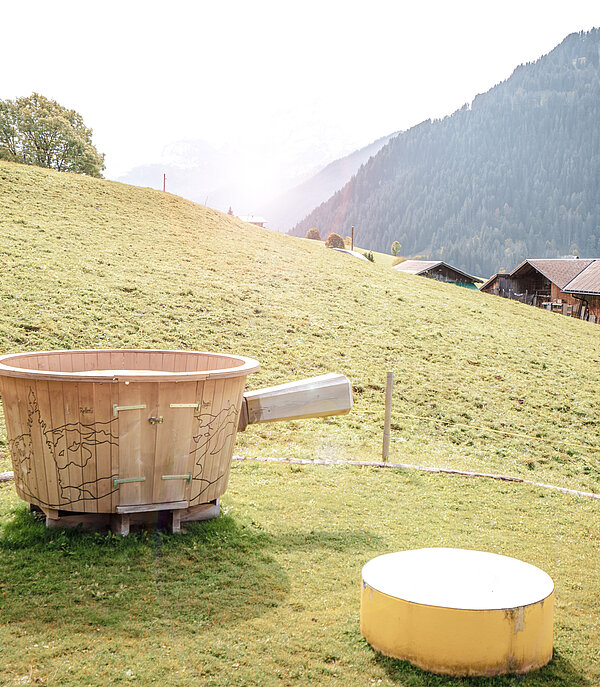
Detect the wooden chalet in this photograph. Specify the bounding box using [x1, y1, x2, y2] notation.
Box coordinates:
[563, 260, 600, 321]
[481, 258, 600, 321]
[392, 260, 482, 289]
[481, 259, 593, 305]
[479, 272, 514, 296]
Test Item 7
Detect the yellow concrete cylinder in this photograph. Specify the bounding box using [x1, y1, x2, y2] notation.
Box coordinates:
[360, 548, 554, 676]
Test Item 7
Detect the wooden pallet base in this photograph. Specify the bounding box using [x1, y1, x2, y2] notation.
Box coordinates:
[30, 500, 220, 535]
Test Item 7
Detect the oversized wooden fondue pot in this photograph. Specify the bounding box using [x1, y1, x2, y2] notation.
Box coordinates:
[0, 349, 352, 533]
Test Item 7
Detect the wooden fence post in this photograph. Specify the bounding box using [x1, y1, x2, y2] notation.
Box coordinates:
[382, 371, 393, 462]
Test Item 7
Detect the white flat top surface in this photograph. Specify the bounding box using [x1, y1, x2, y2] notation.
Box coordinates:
[362, 548, 554, 610]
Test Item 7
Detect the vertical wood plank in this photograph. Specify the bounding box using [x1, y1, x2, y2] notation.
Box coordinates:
[77, 381, 97, 513]
[61, 381, 85, 509]
[208, 377, 245, 502]
[162, 353, 176, 373]
[173, 353, 188, 372]
[116, 383, 148, 506]
[34, 380, 60, 508]
[194, 375, 231, 505]
[97, 350, 112, 372]
[83, 352, 99, 374]
[201, 377, 225, 504]
[57, 352, 68, 372]
[139, 382, 159, 505]
[47, 380, 67, 507]
[149, 352, 163, 373]
[28, 356, 41, 371]
[122, 351, 138, 371]
[16, 378, 49, 508]
[183, 380, 203, 503]
[1, 377, 30, 504]
[154, 381, 197, 503]
[189, 378, 216, 504]
[87, 382, 115, 513]
[110, 350, 126, 371]
[108, 381, 120, 511]
[47, 354, 61, 372]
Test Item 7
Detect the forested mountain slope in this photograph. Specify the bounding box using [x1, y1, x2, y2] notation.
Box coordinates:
[291, 29, 600, 277]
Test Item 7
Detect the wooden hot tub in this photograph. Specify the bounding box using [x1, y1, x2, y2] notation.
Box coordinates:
[0, 349, 352, 533]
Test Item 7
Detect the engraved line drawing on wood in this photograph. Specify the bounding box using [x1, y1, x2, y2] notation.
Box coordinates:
[10, 388, 118, 507]
[9, 388, 237, 509]
[189, 405, 238, 503]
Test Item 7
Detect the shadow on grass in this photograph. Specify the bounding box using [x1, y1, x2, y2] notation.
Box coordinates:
[0, 507, 288, 636]
[268, 527, 383, 553]
[373, 648, 591, 686]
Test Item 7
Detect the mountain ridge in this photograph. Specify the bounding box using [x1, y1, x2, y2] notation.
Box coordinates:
[290, 29, 600, 277]
[262, 132, 398, 231]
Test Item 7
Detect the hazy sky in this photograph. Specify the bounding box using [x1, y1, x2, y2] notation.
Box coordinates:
[1, 1, 599, 181]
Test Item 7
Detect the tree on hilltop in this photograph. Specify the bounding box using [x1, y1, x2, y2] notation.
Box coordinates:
[305, 227, 321, 240]
[0, 93, 105, 177]
[325, 232, 345, 249]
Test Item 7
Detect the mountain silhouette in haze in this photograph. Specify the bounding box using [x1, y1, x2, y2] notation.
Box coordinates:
[117, 131, 394, 226]
[262, 132, 398, 232]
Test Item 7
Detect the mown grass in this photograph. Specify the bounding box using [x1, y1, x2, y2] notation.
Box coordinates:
[1, 161, 599, 493]
[0, 463, 598, 686]
[0, 161, 599, 685]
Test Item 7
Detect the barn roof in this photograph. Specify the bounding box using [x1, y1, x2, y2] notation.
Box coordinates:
[510, 258, 594, 289]
[563, 260, 600, 295]
[393, 260, 482, 283]
[393, 259, 442, 274]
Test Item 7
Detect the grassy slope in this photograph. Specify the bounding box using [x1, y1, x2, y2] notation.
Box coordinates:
[1, 161, 599, 493]
[0, 162, 598, 686]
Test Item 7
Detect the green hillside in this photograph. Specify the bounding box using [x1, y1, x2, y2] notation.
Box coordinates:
[0, 161, 598, 686]
[1, 160, 599, 493]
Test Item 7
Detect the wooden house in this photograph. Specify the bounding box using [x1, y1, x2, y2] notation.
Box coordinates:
[508, 258, 595, 306]
[481, 257, 600, 320]
[392, 260, 482, 289]
[563, 260, 600, 321]
[479, 272, 517, 298]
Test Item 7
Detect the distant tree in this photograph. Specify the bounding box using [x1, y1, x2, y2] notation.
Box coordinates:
[391, 241, 402, 256]
[227, 206, 234, 215]
[363, 251, 375, 262]
[305, 227, 321, 240]
[325, 232, 345, 249]
[0, 93, 105, 177]
[344, 235, 352, 247]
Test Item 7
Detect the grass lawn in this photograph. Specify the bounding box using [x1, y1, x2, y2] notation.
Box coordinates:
[0, 161, 598, 685]
[0, 462, 598, 686]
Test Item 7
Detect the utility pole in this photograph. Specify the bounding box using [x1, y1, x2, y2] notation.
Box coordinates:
[351, 225, 354, 251]
[163, 173, 166, 192]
